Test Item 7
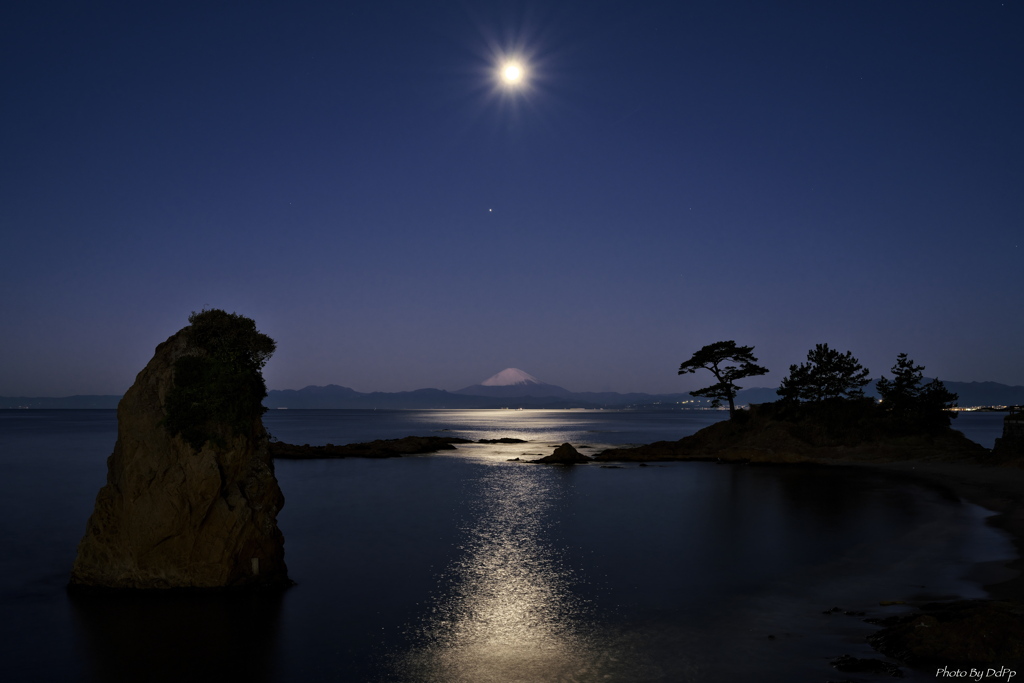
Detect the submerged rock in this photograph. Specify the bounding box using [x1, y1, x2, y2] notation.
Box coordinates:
[70, 311, 288, 590]
[532, 443, 591, 464]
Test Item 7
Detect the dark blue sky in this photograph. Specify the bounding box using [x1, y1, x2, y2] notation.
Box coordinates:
[2, 1, 1022, 396]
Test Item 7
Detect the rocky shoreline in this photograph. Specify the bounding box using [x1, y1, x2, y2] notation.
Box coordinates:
[591, 444, 1024, 671]
[825, 459, 1024, 674]
[596, 447, 1024, 674]
[269, 435, 472, 459]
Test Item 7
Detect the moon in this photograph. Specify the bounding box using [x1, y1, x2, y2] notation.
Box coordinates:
[501, 61, 524, 85]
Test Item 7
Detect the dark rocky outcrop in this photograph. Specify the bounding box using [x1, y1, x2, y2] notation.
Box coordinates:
[267, 435, 528, 459]
[867, 600, 1024, 666]
[70, 314, 288, 589]
[993, 408, 1024, 461]
[531, 443, 591, 464]
[269, 436, 471, 459]
[595, 401, 989, 464]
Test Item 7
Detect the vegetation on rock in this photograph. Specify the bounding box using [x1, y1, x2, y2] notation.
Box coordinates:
[678, 341, 768, 419]
[675, 340, 966, 459]
[71, 310, 288, 589]
[777, 343, 871, 403]
[876, 353, 959, 433]
[163, 309, 276, 451]
[767, 348, 958, 441]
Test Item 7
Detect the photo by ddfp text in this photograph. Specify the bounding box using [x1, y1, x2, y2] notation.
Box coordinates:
[935, 667, 1017, 681]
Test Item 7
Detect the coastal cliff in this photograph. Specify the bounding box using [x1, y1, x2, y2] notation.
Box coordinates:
[70, 312, 288, 589]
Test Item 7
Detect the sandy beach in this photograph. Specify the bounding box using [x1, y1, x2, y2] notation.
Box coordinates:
[855, 459, 1024, 602]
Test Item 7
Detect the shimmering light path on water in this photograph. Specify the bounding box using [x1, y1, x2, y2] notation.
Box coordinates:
[264, 408, 733, 450]
[398, 467, 605, 682]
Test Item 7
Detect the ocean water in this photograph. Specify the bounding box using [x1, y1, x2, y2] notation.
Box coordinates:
[0, 409, 1013, 682]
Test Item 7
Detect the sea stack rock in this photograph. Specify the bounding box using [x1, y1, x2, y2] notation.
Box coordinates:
[70, 310, 289, 589]
[533, 443, 591, 464]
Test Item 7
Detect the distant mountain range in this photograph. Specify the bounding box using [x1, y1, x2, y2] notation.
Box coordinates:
[263, 369, 680, 409]
[3, 368, 1023, 410]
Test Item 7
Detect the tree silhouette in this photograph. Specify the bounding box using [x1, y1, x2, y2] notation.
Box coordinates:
[164, 309, 276, 451]
[678, 341, 769, 419]
[876, 353, 958, 431]
[777, 344, 870, 402]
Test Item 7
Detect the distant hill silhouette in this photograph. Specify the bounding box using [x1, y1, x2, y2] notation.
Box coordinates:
[939, 380, 1024, 407]
[265, 385, 502, 409]
[262, 384, 681, 409]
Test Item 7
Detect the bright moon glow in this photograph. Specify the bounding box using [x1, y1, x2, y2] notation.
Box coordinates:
[501, 62, 524, 85]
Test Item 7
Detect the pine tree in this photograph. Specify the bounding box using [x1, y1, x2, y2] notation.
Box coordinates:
[876, 353, 958, 431]
[678, 341, 769, 419]
[777, 343, 870, 402]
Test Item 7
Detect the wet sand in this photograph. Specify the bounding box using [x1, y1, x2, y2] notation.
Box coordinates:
[852, 460, 1024, 602]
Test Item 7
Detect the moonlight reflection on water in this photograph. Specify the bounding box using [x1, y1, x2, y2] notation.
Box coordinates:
[400, 467, 614, 682]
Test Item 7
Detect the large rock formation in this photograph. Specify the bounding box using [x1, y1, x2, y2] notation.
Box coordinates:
[595, 401, 989, 464]
[70, 311, 288, 589]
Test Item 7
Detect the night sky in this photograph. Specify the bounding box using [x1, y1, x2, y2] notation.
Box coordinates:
[2, 1, 1022, 397]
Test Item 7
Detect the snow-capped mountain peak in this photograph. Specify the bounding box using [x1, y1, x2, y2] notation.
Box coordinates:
[480, 368, 542, 386]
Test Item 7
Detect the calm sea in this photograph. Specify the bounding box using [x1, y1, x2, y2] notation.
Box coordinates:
[0, 409, 1012, 682]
